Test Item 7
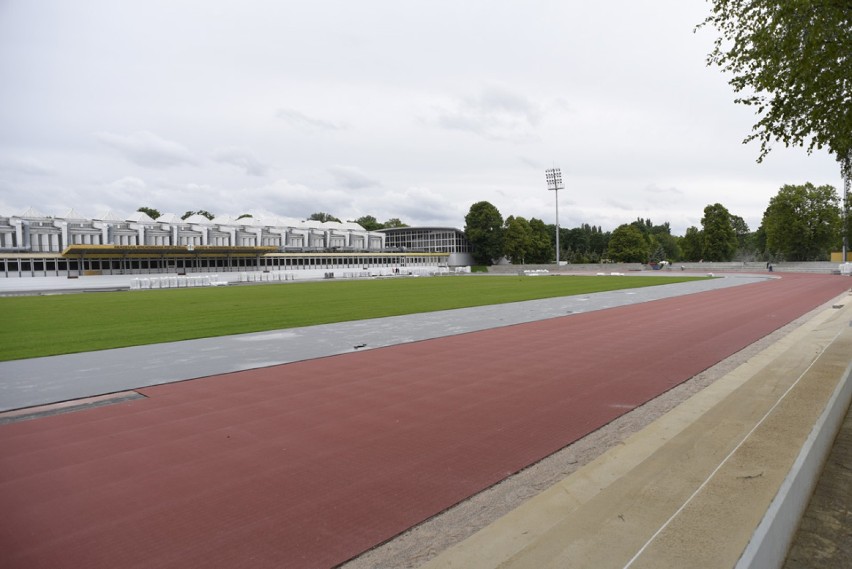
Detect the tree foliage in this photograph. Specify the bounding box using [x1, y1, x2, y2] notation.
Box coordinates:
[843, 191, 852, 252]
[309, 212, 341, 223]
[503, 216, 533, 264]
[383, 218, 408, 228]
[464, 201, 504, 265]
[354, 215, 383, 231]
[648, 244, 667, 264]
[680, 227, 705, 261]
[137, 206, 161, 220]
[761, 182, 841, 260]
[607, 224, 649, 263]
[701, 0, 852, 169]
[652, 232, 682, 262]
[730, 215, 750, 248]
[560, 223, 609, 263]
[527, 218, 555, 263]
[182, 210, 214, 220]
[351, 215, 408, 230]
[701, 203, 738, 261]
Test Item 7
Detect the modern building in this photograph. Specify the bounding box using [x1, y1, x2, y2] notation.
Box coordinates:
[0, 209, 465, 278]
[378, 226, 474, 267]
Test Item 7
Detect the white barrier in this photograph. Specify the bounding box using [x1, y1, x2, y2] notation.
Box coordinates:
[239, 271, 296, 283]
[130, 267, 460, 289]
[130, 274, 229, 290]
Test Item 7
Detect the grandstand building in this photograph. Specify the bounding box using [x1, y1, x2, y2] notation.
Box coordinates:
[378, 227, 474, 267]
[0, 209, 471, 278]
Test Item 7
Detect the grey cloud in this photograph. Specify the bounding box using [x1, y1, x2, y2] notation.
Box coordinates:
[276, 108, 346, 132]
[644, 184, 684, 196]
[95, 131, 197, 168]
[212, 147, 269, 176]
[381, 186, 460, 226]
[0, 156, 55, 176]
[328, 165, 379, 189]
[518, 156, 543, 169]
[100, 177, 167, 213]
[227, 179, 355, 220]
[432, 86, 542, 141]
[603, 197, 642, 212]
[477, 87, 541, 125]
[105, 176, 147, 191]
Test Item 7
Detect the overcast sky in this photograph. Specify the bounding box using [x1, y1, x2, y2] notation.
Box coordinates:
[0, 0, 842, 234]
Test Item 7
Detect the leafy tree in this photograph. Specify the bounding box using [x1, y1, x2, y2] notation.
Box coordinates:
[564, 227, 591, 258]
[503, 216, 533, 264]
[527, 218, 554, 263]
[182, 210, 214, 220]
[606, 224, 649, 263]
[649, 244, 667, 264]
[651, 232, 682, 262]
[625, 218, 680, 261]
[464, 201, 504, 265]
[701, 1, 851, 164]
[681, 226, 705, 261]
[557, 223, 609, 263]
[236, 213, 253, 220]
[556, 226, 571, 261]
[630, 217, 653, 238]
[651, 221, 672, 236]
[309, 212, 341, 223]
[728, 214, 761, 260]
[383, 218, 408, 228]
[354, 215, 383, 231]
[730, 215, 750, 250]
[701, 0, 852, 253]
[843, 196, 852, 256]
[589, 226, 610, 262]
[701, 203, 738, 261]
[137, 206, 161, 220]
[753, 225, 768, 258]
[761, 183, 841, 260]
[839, 178, 852, 250]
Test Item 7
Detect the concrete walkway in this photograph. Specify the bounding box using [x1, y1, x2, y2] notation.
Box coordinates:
[420, 293, 852, 569]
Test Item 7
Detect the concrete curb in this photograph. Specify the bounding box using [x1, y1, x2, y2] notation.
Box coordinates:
[736, 333, 852, 569]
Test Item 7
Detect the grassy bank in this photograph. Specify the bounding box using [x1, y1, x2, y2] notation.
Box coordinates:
[1, 275, 705, 361]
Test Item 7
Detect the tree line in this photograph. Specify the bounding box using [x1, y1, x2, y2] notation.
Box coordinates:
[464, 182, 849, 265]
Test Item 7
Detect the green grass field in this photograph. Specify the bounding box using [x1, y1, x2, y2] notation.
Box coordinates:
[0, 275, 705, 361]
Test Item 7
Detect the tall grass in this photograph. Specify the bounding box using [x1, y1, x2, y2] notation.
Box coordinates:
[0, 275, 704, 361]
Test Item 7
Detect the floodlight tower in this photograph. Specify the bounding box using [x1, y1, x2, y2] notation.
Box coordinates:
[545, 168, 564, 265]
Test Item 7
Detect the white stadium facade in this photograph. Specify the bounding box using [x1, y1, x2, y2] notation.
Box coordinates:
[0, 208, 475, 279]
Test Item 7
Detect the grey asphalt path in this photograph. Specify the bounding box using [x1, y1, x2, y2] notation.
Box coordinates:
[0, 274, 769, 412]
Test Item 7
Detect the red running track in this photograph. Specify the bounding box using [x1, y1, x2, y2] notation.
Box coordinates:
[1, 274, 849, 569]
